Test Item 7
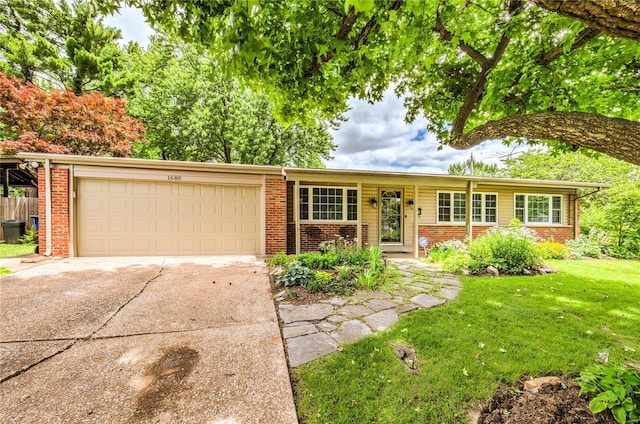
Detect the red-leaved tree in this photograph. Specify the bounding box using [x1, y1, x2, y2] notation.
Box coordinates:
[0, 73, 145, 157]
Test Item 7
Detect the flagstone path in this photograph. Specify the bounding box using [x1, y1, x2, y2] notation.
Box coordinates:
[275, 259, 463, 367]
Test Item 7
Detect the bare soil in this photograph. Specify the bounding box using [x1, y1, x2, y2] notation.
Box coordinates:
[478, 378, 616, 424]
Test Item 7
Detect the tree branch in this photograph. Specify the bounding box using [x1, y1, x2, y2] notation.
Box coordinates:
[451, 111, 640, 165]
[433, 13, 489, 67]
[534, 0, 640, 42]
[537, 26, 601, 66]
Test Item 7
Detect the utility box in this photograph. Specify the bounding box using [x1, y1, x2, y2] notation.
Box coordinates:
[2, 220, 26, 244]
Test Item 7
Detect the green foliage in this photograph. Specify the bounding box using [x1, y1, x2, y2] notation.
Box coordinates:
[18, 229, 38, 245]
[0, 267, 11, 275]
[576, 364, 640, 424]
[0, 0, 134, 96]
[297, 251, 338, 269]
[428, 239, 468, 262]
[265, 252, 295, 267]
[100, 1, 640, 161]
[126, 35, 336, 166]
[335, 246, 370, 267]
[535, 240, 571, 260]
[355, 266, 380, 290]
[366, 245, 384, 273]
[276, 261, 314, 288]
[566, 232, 605, 258]
[467, 221, 542, 274]
[309, 271, 334, 293]
[448, 159, 499, 176]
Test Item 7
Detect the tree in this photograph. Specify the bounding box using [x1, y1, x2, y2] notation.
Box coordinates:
[101, 0, 640, 165]
[447, 158, 499, 176]
[0, 72, 145, 156]
[0, 0, 134, 96]
[126, 36, 336, 167]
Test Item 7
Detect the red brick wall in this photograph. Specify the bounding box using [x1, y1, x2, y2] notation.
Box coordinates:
[37, 167, 70, 257]
[286, 223, 369, 254]
[265, 177, 287, 254]
[418, 224, 575, 247]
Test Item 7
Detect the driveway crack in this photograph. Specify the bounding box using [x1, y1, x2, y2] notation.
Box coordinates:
[0, 261, 165, 385]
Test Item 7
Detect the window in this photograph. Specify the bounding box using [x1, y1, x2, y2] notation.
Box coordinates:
[472, 193, 497, 223]
[299, 187, 358, 221]
[514, 194, 562, 225]
[438, 192, 497, 224]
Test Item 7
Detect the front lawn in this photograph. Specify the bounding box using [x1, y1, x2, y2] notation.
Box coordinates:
[0, 243, 36, 258]
[295, 259, 640, 423]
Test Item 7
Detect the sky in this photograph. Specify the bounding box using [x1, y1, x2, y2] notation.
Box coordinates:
[104, 7, 513, 174]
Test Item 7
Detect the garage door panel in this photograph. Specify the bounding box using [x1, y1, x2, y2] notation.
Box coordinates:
[78, 179, 261, 256]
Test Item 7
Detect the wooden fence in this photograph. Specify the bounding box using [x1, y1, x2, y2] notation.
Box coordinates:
[0, 197, 38, 240]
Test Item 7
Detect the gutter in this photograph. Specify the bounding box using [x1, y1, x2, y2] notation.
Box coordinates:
[44, 158, 52, 256]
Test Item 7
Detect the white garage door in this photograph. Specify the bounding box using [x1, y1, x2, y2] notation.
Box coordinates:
[77, 179, 261, 256]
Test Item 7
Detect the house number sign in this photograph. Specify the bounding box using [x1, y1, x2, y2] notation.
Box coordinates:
[167, 175, 182, 181]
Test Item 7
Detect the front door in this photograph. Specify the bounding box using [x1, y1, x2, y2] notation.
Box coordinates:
[379, 189, 402, 244]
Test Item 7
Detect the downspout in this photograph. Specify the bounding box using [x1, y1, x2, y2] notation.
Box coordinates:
[44, 158, 52, 256]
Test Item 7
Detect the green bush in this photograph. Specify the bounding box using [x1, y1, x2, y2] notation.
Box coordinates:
[466, 220, 542, 274]
[265, 252, 295, 266]
[576, 363, 640, 424]
[428, 239, 468, 262]
[535, 240, 571, 259]
[310, 271, 334, 293]
[18, 229, 38, 245]
[276, 261, 314, 287]
[335, 246, 369, 267]
[297, 251, 338, 269]
[566, 232, 605, 258]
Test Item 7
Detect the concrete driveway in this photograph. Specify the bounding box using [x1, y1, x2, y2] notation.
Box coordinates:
[0, 256, 297, 423]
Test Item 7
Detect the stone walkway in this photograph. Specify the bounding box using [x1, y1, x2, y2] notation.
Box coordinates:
[275, 259, 462, 367]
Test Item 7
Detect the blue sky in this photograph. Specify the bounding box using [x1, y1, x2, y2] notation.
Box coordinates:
[104, 7, 512, 174]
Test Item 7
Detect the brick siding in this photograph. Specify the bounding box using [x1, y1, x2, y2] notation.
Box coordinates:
[37, 167, 70, 257]
[286, 223, 369, 254]
[418, 224, 575, 247]
[265, 177, 287, 254]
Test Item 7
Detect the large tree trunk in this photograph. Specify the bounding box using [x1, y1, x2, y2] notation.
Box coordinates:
[452, 111, 640, 165]
[534, 0, 640, 42]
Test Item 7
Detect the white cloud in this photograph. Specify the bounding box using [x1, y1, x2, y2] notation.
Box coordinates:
[103, 6, 155, 48]
[328, 90, 509, 174]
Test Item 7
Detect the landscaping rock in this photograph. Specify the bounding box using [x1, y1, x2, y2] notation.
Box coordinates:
[364, 309, 398, 331]
[411, 294, 446, 308]
[539, 266, 558, 274]
[486, 266, 500, 276]
[351, 290, 393, 300]
[282, 324, 317, 339]
[431, 276, 462, 287]
[340, 304, 374, 319]
[523, 376, 563, 394]
[279, 303, 334, 324]
[440, 286, 460, 300]
[395, 303, 419, 314]
[286, 333, 339, 367]
[363, 299, 398, 312]
[317, 321, 337, 332]
[330, 320, 373, 343]
[327, 314, 347, 323]
[320, 297, 348, 306]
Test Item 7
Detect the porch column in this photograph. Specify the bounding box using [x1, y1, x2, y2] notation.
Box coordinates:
[294, 179, 300, 255]
[465, 180, 473, 241]
[356, 182, 362, 248]
[413, 184, 419, 258]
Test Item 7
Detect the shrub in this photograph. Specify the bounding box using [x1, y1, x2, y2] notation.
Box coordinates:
[535, 240, 571, 259]
[18, 229, 38, 245]
[335, 246, 369, 267]
[466, 221, 542, 274]
[297, 251, 338, 269]
[428, 239, 468, 262]
[276, 261, 314, 287]
[566, 232, 605, 258]
[311, 271, 334, 293]
[576, 363, 640, 424]
[265, 251, 295, 266]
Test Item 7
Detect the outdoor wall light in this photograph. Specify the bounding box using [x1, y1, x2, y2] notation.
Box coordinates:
[406, 199, 414, 209]
[370, 198, 378, 208]
[418, 207, 422, 217]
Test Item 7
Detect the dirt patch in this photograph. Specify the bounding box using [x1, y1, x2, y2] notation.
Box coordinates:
[478, 378, 616, 424]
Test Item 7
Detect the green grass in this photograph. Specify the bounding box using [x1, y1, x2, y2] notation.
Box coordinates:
[0, 243, 36, 258]
[295, 259, 640, 423]
[0, 267, 11, 275]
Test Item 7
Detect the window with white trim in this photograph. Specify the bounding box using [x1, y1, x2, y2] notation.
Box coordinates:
[438, 192, 497, 224]
[299, 187, 358, 221]
[514, 194, 562, 224]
